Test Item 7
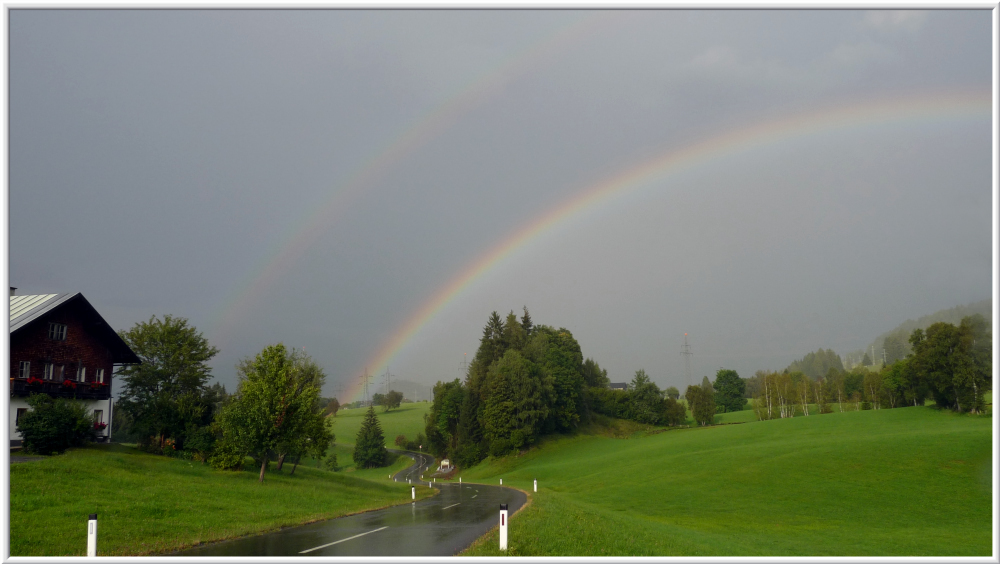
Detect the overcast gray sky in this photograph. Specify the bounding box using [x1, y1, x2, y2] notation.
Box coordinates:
[6, 9, 993, 398]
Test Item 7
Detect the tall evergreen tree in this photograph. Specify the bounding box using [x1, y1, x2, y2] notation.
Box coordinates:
[520, 306, 533, 335]
[353, 407, 388, 468]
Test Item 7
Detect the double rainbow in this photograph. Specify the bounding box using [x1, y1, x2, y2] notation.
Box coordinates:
[346, 91, 990, 402]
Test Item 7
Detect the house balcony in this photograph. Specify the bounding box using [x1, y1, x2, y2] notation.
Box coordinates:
[10, 378, 111, 401]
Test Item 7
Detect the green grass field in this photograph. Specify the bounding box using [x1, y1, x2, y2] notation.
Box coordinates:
[8, 443, 434, 556]
[330, 402, 431, 446]
[459, 406, 992, 556]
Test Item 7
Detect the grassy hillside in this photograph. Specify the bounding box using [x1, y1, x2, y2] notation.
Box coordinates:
[331, 402, 431, 446]
[458, 406, 992, 556]
[9, 444, 434, 556]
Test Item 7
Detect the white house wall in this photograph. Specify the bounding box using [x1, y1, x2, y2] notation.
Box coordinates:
[9, 397, 113, 445]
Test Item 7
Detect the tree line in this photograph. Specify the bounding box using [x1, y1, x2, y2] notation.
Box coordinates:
[424, 308, 758, 467]
[753, 315, 991, 419]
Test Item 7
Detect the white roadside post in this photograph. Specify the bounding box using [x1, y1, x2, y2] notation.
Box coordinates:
[459, 477, 462, 484]
[87, 513, 97, 557]
[412, 486, 416, 500]
[499, 504, 508, 551]
[499, 478, 503, 485]
[534, 479, 537, 492]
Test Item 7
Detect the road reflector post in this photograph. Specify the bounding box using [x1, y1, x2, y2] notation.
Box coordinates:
[534, 479, 537, 492]
[412, 486, 415, 500]
[459, 477, 462, 484]
[499, 503, 508, 551]
[500, 478, 503, 485]
[87, 513, 97, 557]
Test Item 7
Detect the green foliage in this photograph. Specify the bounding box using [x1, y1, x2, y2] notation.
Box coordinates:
[482, 349, 549, 455]
[17, 394, 96, 455]
[323, 452, 339, 471]
[712, 369, 746, 413]
[786, 348, 845, 380]
[116, 315, 219, 452]
[426, 379, 464, 457]
[213, 344, 326, 482]
[582, 358, 610, 388]
[374, 390, 404, 412]
[628, 370, 663, 424]
[685, 384, 715, 426]
[535, 326, 585, 432]
[353, 407, 388, 468]
[664, 386, 680, 400]
[908, 315, 991, 413]
[660, 397, 687, 426]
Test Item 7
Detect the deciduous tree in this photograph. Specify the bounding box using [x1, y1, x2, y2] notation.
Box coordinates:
[117, 315, 219, 452]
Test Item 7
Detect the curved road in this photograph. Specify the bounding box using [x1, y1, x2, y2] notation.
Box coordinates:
[173, 450, 526, 556]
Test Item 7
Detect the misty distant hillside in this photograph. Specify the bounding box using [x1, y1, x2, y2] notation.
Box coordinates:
[381, 379, 434, 403]
[848, 299, 991, 367]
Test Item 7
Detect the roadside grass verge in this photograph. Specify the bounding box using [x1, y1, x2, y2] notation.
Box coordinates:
[460, 406, 992, 556]
[9, 443, 434, 556]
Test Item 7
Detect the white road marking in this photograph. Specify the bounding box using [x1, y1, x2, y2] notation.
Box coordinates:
[472, 495, 477, 498]
[298, 526, 389, 554]
[442, 503, 460, 510]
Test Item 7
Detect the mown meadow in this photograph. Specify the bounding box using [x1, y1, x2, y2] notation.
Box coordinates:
[459, 405, 992, 556]
[8, 443, 433, 556]
[331, 402, 431, 447]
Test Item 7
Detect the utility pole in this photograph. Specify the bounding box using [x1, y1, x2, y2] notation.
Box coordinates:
[680, 333, 693, 389]
[361, 368, 370, 407]
[460, 353, 468, 377]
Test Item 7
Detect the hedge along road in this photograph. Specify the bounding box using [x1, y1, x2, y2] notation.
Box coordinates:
[173, 450, 527, 557]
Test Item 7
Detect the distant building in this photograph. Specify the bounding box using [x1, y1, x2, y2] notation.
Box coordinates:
[9, 290, 141, 446]
[609, 382, 627, 391]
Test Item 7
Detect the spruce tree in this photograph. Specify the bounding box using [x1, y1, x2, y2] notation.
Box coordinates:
[353, 406, 387, 468]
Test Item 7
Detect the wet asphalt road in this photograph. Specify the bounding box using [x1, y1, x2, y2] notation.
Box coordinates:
[174, 450, 526, 557]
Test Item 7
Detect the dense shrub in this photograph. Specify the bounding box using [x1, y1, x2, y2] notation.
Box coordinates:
[17, 394, 96, 455]
[324, 452, 339, 471]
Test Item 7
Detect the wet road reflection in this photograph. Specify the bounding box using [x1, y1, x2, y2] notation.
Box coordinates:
[173, 450, 527, 556]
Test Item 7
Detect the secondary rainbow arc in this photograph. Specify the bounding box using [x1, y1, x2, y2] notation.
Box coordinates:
[345, 91, 990, 402]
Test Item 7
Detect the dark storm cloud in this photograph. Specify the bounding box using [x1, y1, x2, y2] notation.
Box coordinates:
[7, 9, 992, 395]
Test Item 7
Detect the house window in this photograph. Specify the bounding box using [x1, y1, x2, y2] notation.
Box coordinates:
[93, 410, 103, 424]
[55, 365, 64, 381]
[48, 322, 67, 341]
[16, 408, 28, 426]
[19, 361, 30, 379]
[96, 368, 105, 383]
[43, 363, 54, 380]
[78, 366, 86, 382]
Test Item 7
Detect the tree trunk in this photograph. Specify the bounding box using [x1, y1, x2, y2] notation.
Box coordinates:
[276, 453, 286, 472]
[259, 458, 268, 483]
[290, 455, 301, 475]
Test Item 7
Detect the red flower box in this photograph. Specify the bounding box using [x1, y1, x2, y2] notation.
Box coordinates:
[26, 377, 44, 386]
[94, 422, 107, 431]
[61, 379, 77, 389]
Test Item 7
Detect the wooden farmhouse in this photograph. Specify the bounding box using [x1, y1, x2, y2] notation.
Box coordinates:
[8, 289, 140, 447]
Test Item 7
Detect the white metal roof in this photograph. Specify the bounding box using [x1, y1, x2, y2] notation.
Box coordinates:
[9, 293, 77, 333]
